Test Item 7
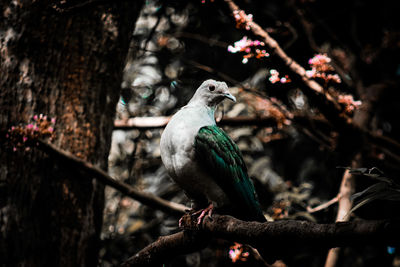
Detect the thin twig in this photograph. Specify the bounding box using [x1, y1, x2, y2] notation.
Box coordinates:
[307, 194, 340, 213]
[142, 5, 164, 55]
[37, 140, 187, 215]
[182, 58, 243, 86]
[174, 32, 230, 48]
[52, 0, 111, 13]
[182, 58, 278, 101]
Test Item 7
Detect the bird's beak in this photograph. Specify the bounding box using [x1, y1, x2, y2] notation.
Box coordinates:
[224, 92, 236, 102]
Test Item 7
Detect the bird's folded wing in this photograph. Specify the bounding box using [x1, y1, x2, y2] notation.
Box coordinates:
[195, 125, 265, 222]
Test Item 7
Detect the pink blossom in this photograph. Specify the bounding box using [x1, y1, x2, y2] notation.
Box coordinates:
[51, 118, 56, 124]
[244, 14, 253, 30]
[228, 36, 248, 53]
[233, 10, 253, 30]
[229, 36, 251, 52]
[13, 147, 17, 152]
[338, 94, 362, 113]
[229, 249, 238, 262]
[33, 115, 38, 121]
[228, 36, 268, 64]
[227, 45, 236, 53]
[268, 69, 291, 84]
[306, 69, 316, 78]
[269, 75, 280, 84]
[306, 54, 340, 83]
[309, 54, 331, 66]
[27, 124, 34, 129]
[48, 127, 54, 133]
[23, 136, 28, 142]
[328, 74, 341, 83]
[235, 36, 248, 49]
[11, 126, 15, 131]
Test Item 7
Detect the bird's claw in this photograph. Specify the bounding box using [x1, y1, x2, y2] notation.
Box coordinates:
[178, 204, 214, 228]
[194, 204, 214, 225]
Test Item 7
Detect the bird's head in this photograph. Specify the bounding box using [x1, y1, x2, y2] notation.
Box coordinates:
[188, 79, 236, 108]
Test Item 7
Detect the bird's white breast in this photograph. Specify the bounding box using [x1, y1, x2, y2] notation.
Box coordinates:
[160, 105, 215, 177]
[160, 105, 230, 206]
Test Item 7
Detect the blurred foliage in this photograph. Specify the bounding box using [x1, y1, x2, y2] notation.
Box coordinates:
[346, 167, 400, 220]
[100, 0, 400, 266]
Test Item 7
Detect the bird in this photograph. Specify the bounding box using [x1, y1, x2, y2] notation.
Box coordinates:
[160, 79, 265, 223]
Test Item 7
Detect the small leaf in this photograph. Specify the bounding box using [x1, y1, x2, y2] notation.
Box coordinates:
[351, 182, 389, 201]
[344, 167, 400, 219]
[338, 166, 397, 185]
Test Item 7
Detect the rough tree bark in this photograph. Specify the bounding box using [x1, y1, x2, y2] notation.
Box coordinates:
[0, 1, 143, 266]
[122, 214, 400, 266]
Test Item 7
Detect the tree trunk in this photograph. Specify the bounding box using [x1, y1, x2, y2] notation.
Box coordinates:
[0, 1, 143, 266]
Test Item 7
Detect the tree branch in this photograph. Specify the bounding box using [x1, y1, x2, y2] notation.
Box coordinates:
[222, 0, 400, 163]
[114, 115, 279, 130]
[223, 0, 349, 129]
[37, 140, 187, 215]
[122, 214, 400, 266]
[121, 230, 210, 267]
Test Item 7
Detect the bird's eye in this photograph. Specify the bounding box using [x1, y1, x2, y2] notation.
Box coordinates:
[208, 85, 215, 91]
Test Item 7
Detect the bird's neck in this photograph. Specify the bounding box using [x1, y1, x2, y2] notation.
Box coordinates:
[185, 101, 217, 121]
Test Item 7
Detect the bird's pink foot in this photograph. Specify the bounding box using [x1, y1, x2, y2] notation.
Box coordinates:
[178, 217, 183, 228]
[193, 203, 214, 225]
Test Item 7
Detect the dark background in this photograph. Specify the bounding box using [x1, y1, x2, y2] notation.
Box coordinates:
[1, 0, 399, 266]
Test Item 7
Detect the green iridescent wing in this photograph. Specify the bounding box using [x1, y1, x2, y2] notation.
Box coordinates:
[195, 125, 265, 222]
